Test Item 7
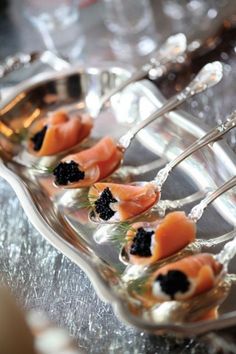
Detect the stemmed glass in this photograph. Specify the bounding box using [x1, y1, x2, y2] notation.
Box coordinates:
[23, 0, 85, 61]
[103, 0, 158, 61]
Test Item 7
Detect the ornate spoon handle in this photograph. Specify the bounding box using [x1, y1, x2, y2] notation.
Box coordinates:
[0, 51, 69, 79]
[118, 61, 223, 150]
[99, 33, 187, 110]
[188, 175, 236, 223]
[0, 52, 40, 78]
[198, 229, 236, 247]
[154, 110, 236, 189]
[155, 189, 207, 214]
[216, 233, 236, 268]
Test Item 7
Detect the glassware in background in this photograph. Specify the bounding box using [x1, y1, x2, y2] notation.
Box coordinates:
[103, 0, 158, 62]
[162, 0, 229, 32]
[23, 0, 85, 61]
[163, 0, 206, 21]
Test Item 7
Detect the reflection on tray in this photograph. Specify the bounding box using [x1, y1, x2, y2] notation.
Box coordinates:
[0, 64, 236, 335]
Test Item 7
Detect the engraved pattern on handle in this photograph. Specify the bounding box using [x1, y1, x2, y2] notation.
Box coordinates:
[178, 61, 223, 97]
[100, 33, 187, 110]
[0, 52, 40, 79]
[155, 189, 208, 213]
[118, 61, 223, 150]
[154, 110, 236, 189]
[188, 175, 236, 223]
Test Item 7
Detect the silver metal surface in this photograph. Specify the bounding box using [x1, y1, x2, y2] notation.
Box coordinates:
[189, 176, 236, 223]
[154, 109, 236, 189]
[0, 51, 70, 79]
[119, 61, 223, 150]
[99, 33, 187, 110]
[0, 65, 236, 337]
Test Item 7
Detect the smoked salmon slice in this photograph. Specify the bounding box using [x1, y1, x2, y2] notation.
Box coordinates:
[150, 253, 223, 301]
[125, 211, 196, 265]
[53, 136, 123, 187]
[28, 110, 93, 156]
[89, 182, 159, 222]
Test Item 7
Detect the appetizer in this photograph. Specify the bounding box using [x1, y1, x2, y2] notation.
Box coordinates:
[124, 211, 196, 265]
[150, 253, 223, 301]
[89, 182, 159, 222]
[53, 136, 123, 187]
[28, 110, 92, 156]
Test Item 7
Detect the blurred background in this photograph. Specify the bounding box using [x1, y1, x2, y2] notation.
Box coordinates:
[1, 1, 236, 354]
[0, 0, 230, 64]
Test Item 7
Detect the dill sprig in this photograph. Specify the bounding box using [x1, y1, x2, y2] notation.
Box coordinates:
[109, 222, 136, 244]
[31, 163, 56, 174]
[44, 165, 55, 173]
[75, 194, 98, 209]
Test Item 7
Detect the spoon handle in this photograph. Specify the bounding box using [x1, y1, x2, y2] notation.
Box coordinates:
[154, 110, 236, 189]
[118, 61, 223, 149]
[100, 33, 187, 110]
[99, 69, 147, 109]
[155, 189, 207, 214]
[215, 232, 236, 269]
[188, 175, 236, 223]
[198, 229, 235, 247]
[0, 51, 69, 80]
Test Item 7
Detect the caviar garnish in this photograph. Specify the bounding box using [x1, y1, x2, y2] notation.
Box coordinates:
[130, 227, 154, 257]
[31, 125, 48, 151]
[53, 161, 85, 185]
[95, 187, 117, 221]
[155, 270, 190, 299]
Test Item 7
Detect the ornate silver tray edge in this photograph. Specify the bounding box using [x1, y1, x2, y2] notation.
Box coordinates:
[0, 65, 236, 335]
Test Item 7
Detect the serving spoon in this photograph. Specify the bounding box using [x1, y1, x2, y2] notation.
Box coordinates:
[89, 109, 236, 224]
[53, 61, 223, 188]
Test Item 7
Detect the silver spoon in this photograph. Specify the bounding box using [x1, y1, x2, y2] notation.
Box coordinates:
[89, 109, 236, 224]
[96, 33, 187, 114]
[93, 188, 210, 245]
[120, 176, 236, 265]
[118, 61, 223, 150]
[127, 205, 236, 319]
[54, 61, 223, 189]
[0, 36, 186, 146]
[142, 276, 232, 324]
[144, 218, 236, 312]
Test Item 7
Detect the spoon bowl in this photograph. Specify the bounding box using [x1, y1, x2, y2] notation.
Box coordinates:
[142, 278, 231, 324]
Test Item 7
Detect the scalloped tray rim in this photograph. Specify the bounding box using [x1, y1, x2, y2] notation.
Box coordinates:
[0, 64, 236, 336]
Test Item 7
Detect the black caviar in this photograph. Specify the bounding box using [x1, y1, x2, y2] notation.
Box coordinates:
[155, 270, 190, 300]
[31, 125, 48, 151]
[130, 227, 154, 257]
[53, 161, 85, 185]
[95, 187, 117, 221]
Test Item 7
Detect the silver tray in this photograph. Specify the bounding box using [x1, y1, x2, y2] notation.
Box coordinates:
[0, 65, 236, 336]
